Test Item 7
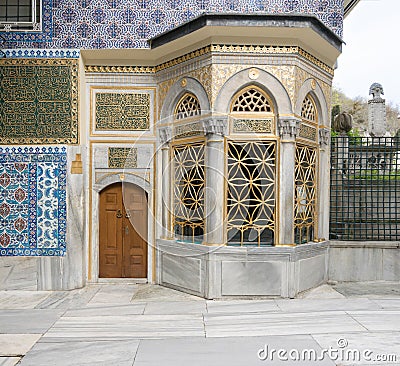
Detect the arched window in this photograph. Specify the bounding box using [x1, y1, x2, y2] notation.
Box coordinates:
[231, 86, 273, 113]
[301, 94, 317, 123]
[174, 93, 201, 120]
[295, 94, 318, 244]
[227, 86, 276, 246]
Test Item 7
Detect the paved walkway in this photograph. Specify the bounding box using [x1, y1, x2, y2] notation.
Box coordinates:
[0, 282, 399, 365]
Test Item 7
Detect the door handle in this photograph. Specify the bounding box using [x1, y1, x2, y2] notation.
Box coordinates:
[116, 209, 122, 218]
[125, 212, 131, 218]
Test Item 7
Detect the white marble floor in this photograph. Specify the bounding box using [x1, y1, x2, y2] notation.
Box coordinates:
[0, 284, 399, 366]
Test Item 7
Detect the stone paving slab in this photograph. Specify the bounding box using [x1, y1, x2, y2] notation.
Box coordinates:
[204, 311, 367, 337]
[0, 357, 21, 366]
[206, 300, 280, 314]
[144, 301, 206, 315]
[347, 311, 400, 332]
[18, 340, 140, 366]
[134, 336, 336, 366]
[334, 282, 400, 298]
[64, 303, 146, 317]
[86, 285, 138, 305]
[0, 291, 51, 310]
[312, 332, 400, 365]
[43, 314, 205, 340]
[0, 334, 41, 357]
[275, 298, 382, 313]
[0, 310, 64, 334]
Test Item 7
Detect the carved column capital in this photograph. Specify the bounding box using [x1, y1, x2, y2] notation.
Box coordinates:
[319, 127, 330, 147]
[278, 117, 301, 140]
[202, 116, 228, 136]
[158, 126, 172, 145]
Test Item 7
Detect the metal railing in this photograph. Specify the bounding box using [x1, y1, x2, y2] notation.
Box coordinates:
[330, 136, 400, 241]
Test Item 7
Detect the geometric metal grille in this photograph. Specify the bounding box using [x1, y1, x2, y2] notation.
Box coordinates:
[330, 136, 400, 241]
[175, 93, 201, 120]
[227, 141, 276, 246]
[231, 87, 272, 113]
[294, 144, 317, 244]
[301, 95, 317, 123]
[173, 142, 205, 243]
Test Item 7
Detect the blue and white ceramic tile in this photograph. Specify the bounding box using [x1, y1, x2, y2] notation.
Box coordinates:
[0, 0, 344, 52]
[0, 147, 67, 256]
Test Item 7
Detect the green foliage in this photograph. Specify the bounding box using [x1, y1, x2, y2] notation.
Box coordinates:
[351, 169, 400, 181]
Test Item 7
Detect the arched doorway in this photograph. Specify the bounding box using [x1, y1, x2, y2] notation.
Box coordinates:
[99, 182, 148, 278]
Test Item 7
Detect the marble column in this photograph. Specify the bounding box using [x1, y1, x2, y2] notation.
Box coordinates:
[318, 127, 330, 241]
[203, 117, 228, 245]
[278, 117, 300, 245]
[158, 127, 173, 239]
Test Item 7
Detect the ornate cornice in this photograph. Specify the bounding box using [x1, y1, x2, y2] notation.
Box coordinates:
[319, 127, 330, 147]
[202, 116, 228, 136]
[85, 44, 333, 76]
[278, 117, 301, 140]
[158, 126, 172, 144]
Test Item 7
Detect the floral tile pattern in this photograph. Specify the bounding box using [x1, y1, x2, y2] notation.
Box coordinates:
[0, 0, 344, 51]
[0, 147, 67, 256]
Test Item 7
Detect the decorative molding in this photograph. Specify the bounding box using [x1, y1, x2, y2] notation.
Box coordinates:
[85, 44, 333, 76]
[298, 123, 318, 141]
[232, 118, 274, 134]
[203, 117, 228, 136]
[159, 127, 172, 144]
[278, 117, 301, 140]
[71, 154, 83, 174]
[319, 128, 330, 147]
[0, 58, 79, 144]
[3, 49, 80, 59]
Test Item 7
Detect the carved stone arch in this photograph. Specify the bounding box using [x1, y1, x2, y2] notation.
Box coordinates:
[159, 77, 211, 123]
[93, 173, 151, 195]
[214, 68, 292, 115]
[295, 79, 329, 127]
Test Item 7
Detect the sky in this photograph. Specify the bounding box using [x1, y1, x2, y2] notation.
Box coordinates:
[333, 0, 400, 106]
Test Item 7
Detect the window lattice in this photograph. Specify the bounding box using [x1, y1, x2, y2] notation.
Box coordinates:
[294, 144, 317, 244]
[301, 95, 317, 122]
[175, 93, 201, 120]
[0, 0, 41, 31]
[227, 141, 276, 246]
[231, 87, 272, 113]
[173, 142, 205, 243]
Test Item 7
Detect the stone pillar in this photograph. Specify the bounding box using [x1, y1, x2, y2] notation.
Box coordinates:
[159, 127, 173, 239]
[203, 117, 228, 245]
[368, 83, 386, 137]
[278, 117, 300, 245]
[318, 127, 330, 241]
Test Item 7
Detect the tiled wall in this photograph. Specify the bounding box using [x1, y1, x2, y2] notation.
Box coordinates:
[0, 0, 344, 51]
[0, 147, 67, 256]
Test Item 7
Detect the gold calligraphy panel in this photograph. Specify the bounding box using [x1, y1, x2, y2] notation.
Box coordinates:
[95, 93, 150, 131]
[108, 147, 137, 169]
[0, 59, 78, 144]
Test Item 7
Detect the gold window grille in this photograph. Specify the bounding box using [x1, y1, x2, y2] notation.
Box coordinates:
[301, 95, 317, 123]
[173, 142, 205, 243]
[231, 86, 273, 113]
[227, 141, 276, 246]
[294, 144, 317, 244]
[174, 93, 201, 120]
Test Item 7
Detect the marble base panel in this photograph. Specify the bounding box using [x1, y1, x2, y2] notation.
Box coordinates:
[328, 242, 400, 282]
[156, 240, 329, 299]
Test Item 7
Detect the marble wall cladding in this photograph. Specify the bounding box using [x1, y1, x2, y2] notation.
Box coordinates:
[0, 0, 344, 50]
[0, 147, 67, 256]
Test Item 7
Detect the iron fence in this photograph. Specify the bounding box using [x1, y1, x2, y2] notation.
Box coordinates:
[330, 136, 400, 241]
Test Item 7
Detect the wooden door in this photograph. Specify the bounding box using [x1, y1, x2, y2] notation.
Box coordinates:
[99, 183, 148, 278]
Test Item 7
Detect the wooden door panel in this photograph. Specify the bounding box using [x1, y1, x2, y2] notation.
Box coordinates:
[99, 183, 148, 278]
